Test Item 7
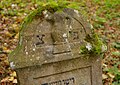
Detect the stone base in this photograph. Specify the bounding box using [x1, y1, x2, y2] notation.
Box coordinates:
[16, 56, 102, 85]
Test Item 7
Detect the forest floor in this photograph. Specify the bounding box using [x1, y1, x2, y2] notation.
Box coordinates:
[0, 0, 120, 85]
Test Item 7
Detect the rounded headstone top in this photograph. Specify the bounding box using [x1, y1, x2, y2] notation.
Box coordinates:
[9, 7, 92, 69]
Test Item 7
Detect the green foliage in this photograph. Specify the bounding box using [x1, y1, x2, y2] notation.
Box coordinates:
[112, 51, 120, 56]
[93, 0, 120, 29]
[96, 16, 107, 23]
[103, 61, 120, 85]
[80, 32, 105, 55]
[104, 0, 120, 8]
[113, 76, 120, 85]
[108, 62, 120, 84]
[108, 63, 120, 75]
[113, 42, 120, 50]
[0, 0, 31, 16]
[93, 16, 107, 29]
[93, 0, 120, 7]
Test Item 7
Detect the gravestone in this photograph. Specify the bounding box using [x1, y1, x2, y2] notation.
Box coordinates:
[9, 8, 102, 85]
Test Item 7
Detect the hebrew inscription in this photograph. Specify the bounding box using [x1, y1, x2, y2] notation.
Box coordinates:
[33, 67, 91, 85]
[72, 31, 79, 40]
[41, 77, 75, 85]
[36, 34, 45, 45]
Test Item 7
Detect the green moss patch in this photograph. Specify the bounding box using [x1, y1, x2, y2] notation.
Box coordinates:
[20, 1, 80, 31]
[80, 31, 107, 55]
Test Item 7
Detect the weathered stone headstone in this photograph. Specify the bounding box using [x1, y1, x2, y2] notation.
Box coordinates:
[9, 8, 102, 85]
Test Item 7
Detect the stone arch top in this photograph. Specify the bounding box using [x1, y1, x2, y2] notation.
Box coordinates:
[9, 8, 92, 69]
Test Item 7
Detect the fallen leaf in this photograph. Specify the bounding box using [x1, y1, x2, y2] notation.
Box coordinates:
[13, 79, 17, 83]
[102, 74, 108, 79]
[107, 73, 115, 78]
[8, 77, 14, 81]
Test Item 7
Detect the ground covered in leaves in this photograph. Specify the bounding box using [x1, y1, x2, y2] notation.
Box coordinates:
[0, 0, 120, 85]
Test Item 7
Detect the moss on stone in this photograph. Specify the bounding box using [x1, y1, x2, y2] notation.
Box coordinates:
[80, 31, 105, 55]
[20, 1, 80, 30]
